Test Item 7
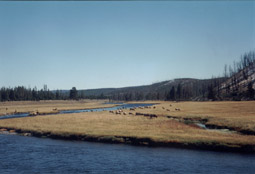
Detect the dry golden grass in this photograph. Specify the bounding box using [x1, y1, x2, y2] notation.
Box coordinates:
[0, 100, 255, 150]
[0, 100, 116, 116]
[130, 101, 255, 132]
[131, 101, 255, 117]
[0, 107, 254, 145]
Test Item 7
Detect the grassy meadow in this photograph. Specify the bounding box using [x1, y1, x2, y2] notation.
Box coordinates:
[0, 100, 116, 116]
[131, 101, 255, 134]
[1, 100, 255, 152]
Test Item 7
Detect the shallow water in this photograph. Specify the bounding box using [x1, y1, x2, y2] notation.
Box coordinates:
[0, 103, 155, 120]
[59, 103, 154, 114]
[0, 134, 255, 174]
[195, 123, 237, 134]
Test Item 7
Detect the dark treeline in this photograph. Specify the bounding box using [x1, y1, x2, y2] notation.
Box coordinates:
[107, 78, 226, 101]
[108, 50, 255, 101]
[1, 51, 254, 102]
[0, 85, 86, 102]
[0, 85, 56, 101]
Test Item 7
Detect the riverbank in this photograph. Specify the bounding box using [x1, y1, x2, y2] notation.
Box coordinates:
[0, 100, 255, 153]
[0, 100, 117, 116]
[0, 126, 254, 153]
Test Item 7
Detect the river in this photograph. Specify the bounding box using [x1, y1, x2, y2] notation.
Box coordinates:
[1, 134, 255, 174]
[0, 103, 155, 120]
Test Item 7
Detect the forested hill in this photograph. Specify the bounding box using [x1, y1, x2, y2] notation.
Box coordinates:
[1, 51, 254, 101]
[217, 51, 255, 100]
[83, 51, 255, 101]
[81, 78, 226, 101]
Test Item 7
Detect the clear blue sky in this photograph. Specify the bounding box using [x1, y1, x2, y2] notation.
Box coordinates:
[0, 1, 254, 90]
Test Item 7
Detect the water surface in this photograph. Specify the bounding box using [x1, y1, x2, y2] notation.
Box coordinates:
[0, 134, 255, 174]
[0, 103, 155, 120]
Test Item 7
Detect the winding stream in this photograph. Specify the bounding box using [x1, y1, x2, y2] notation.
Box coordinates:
[0, 103, 245, 135]
[0, 103, 155, 120]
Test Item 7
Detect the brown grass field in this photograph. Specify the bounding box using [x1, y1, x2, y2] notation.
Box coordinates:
[0, 100, 116, 116]
[0, 100, 255, 152]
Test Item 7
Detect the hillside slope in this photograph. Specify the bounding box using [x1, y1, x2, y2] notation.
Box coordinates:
[81, 78, 225, 101]
[72, 51, 255, 101]
[219, 64, 255, 100]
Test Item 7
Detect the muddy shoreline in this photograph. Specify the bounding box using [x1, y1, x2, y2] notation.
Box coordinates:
[1, 127, 254, 154]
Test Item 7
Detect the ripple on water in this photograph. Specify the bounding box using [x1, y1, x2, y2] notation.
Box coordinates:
[0, 134, 255, 174]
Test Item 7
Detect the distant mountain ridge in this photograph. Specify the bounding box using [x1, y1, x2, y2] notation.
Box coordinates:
[78, 77, 225, 101]
[79, 51, 255, 101]
[56, 64, 254, 101]
[1, 51, 254, 102]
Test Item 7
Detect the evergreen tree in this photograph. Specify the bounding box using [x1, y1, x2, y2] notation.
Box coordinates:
[32, 88, 38, 100]
[157, 92, 160, 100]
[170, 86, 176, 100]
[208, 85, 215, 100]
[177, 83, 182, 100]
[70, 87, 78, 100]
[9, 89, 15, 100]
[247, 82, 255, 99]
[166, 86, 176, 101]
[56, 90, 61, 100]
